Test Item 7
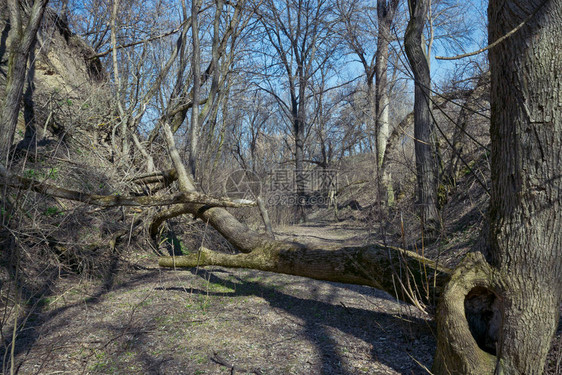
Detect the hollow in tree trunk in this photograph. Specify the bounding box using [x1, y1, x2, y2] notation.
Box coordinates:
[433, 0, 562, 373]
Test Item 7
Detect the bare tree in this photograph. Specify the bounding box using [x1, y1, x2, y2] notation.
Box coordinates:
[189, 0, 202, 177]
[374, 0, 399, 168]
[335, 0, 400, 205]
[4, 2, 560, 373]
[257, 0, 338, 221]
[152, 0, 251, 176]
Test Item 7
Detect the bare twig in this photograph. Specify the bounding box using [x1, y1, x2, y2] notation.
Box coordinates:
[436, 0, 548, 60]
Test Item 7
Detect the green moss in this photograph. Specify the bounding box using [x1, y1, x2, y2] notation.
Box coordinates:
[44, 206, 63, 216]
[438, 183, 448, 208]
[460, 159, 477, 176]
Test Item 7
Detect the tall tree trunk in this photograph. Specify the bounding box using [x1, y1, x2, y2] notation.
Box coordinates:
[256, 196, 274, 238]
[110, 0, 130, 159]
[486, 0, 561, 371]
[433, 0, 562, 373]
[0, 0, 49, 165]
[375, 0, 399, 206]
[374, 36, 389, 168]
[189, 0, 202, 178]
[374, 0, 398, 168]
[404, 0, 440, 233]
[294, 97, 307, 222]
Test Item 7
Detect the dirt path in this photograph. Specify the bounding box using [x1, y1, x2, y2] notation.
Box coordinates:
[275, 220, 370, 248]
[9, 221, 436, 375]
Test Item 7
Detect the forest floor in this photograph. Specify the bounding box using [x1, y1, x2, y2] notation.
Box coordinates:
[8, 219, 440, 375]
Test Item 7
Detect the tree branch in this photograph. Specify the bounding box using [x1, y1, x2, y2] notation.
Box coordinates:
[435, 0, 548, 60]
[92, 20, 189, 58]
[0, 165, 254, 208]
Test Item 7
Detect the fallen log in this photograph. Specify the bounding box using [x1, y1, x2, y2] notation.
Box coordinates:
[155, 122, 451, 307]
[159, 241, 451, 307]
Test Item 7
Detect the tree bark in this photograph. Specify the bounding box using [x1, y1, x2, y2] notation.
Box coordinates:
[375, 0, 399, 207]
[256, 196, 274, 237]
[374, 0, 398, 169]
[486, 0, 562, 371]
[189, 0, 202, 178]
[404, 0, 440, 233]
[294, 103, 307, 222]
[433, 0, 562, 373]
[159, 242, 450, 306]
[433, 253, 499, 374]
[0, 0, 49, 165]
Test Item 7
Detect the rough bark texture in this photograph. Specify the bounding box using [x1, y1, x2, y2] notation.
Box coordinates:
[487, 0, 562, 372]
[292, 36, 309, 222]
[375, 0, 399, 207]
[294, 101, 307, 221]
[374, 0, 398, 168]
[159, 242, 450, 306]
[433, 0, 562, 373]
[256, 196, 274, 237]
[404, 0, 440, 233]
[0, 0, 49, 165]
[433, 253, 498, 374]
[189, 0, 201, 177]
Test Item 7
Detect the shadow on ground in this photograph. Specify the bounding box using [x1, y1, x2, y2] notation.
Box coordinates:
[158, 267, 436, 374]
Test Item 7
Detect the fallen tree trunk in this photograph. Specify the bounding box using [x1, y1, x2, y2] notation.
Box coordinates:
[0, 165, 254, 208]
[156, 122, 452, 306]
[159, 241, 451, 306]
